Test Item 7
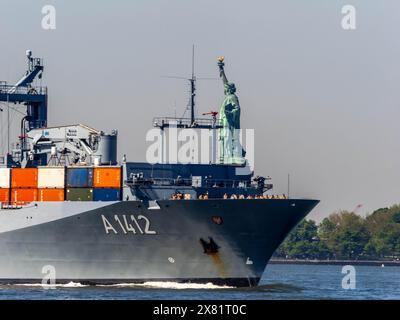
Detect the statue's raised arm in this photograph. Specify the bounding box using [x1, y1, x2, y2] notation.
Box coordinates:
[217, 56, 228, 86]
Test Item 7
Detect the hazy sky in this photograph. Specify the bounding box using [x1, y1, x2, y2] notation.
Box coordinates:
[0, 0, 399, 221]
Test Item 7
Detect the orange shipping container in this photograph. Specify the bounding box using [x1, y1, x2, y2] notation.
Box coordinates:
[0, 189, 10, 202]
[93, 167, 121, 188]
[38, 189, 64, 202]
[11, 189, 38, 202]
[11, 168, 38, 188]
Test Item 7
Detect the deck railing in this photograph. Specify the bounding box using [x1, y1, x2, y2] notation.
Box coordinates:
[0, 83, 47, 95]
[127, 176, 259, 189]
[153, 117, 222, 129]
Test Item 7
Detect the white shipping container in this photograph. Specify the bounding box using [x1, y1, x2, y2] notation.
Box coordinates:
[0, 168, 10, 188]
[38, 167, 65, 188]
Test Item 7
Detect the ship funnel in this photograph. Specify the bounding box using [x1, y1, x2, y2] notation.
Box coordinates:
[92, 130, 118, 165]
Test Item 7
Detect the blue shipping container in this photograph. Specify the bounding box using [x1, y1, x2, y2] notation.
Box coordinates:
[93, 188, 121, 201]
[66, 168, 93, 188]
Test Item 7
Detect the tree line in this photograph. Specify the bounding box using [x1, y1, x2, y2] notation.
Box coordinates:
[274, 204, 400, 260]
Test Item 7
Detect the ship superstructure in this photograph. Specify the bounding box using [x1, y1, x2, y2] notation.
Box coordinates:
[0, 51, 319, 287]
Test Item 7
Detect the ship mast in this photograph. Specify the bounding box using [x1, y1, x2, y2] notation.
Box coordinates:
[152, 47, 222, 164]
[190, 45, 196, 126]
[154, 46, 221, 130]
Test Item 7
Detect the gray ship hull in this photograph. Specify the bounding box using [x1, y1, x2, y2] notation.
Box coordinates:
[0, 199, 318, 287]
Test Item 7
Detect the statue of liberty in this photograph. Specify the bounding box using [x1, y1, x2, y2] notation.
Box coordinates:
[217, 56, 245, 164]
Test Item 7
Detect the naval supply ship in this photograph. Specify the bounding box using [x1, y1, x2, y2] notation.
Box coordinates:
[0, 51, 318, 287]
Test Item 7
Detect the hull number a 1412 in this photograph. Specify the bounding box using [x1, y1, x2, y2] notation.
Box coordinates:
[101, 215, 157, 235]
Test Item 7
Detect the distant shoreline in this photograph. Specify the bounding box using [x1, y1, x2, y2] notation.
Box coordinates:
[269, 258, 400, 266]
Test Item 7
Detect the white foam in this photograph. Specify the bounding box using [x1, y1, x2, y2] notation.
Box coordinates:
[59, 281, 89, 288]
[14, 281, 88, 288]
[97, 281, 234, 290]
[10, 281, 234, 290]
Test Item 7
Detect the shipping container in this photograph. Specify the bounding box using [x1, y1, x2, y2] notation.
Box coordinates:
[66, 167, 93, 188]
[38, 189, 64, 202]
[11, 168, 38, 188]
[0, 168, 11, 188]
[38, 167, 65, 188]
[66, 188, 93, 201]
[93, 167, 121, 188]
[0, 189, 10, 202]
[93, 188, 121, 201]
[11, 189, 38, 202]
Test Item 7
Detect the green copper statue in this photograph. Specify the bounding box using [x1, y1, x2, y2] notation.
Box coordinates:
[217, 56, 245, 164]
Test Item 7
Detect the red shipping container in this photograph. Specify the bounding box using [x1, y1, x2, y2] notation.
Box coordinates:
[11, 189, 38, 202]
[0, 189, 10, 202]
[11, 168, 38, 188]
[38, 189, 64, 202]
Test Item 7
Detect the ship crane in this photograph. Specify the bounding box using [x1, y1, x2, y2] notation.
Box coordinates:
[202, 111, 219, 128]
[0, 50, 47, 166]
[10, 50, 44, 90]
[352, 204, 363, 214]
[0, 50, 47, 130]
[27, 124, 118, 166]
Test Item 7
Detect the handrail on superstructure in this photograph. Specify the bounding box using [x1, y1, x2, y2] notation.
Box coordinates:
[126, 176, 263, 189]
[153, 117, 222, 129]
[0, 84, 47, 96]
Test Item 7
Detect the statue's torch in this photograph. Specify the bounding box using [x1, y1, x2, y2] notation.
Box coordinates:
[217, 56, 225, 69]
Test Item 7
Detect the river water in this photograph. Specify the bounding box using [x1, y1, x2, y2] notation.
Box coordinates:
[0, 264, 398, 300]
